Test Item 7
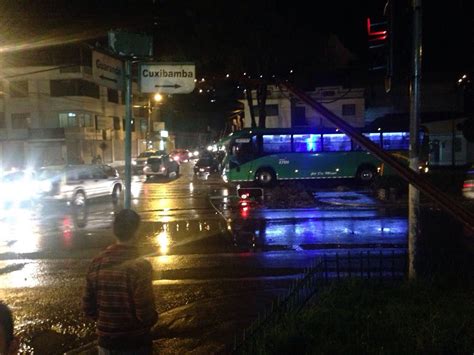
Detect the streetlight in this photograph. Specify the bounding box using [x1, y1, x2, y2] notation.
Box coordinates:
[147, 93, 164, 149]
[154, 93, 163, 103]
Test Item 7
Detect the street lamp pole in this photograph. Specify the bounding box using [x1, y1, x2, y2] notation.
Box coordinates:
[147, 97, 152, 149]
[408, 0, 422, 279]
[124, 59, 133, 209]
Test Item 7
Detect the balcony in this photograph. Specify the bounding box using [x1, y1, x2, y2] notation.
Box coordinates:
[28, 128, 65, 140]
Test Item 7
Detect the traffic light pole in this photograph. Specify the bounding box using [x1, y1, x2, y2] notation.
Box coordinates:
[408, 0, 422, 279]
[124, 59, 132, 209]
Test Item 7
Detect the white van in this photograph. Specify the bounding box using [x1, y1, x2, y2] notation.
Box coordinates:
[37, 165, 123, 206]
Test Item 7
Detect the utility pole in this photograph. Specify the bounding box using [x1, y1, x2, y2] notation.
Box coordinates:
[408, 0, 422, 279]
[107, 30, 153, 209]
[124, 60, 133, 209]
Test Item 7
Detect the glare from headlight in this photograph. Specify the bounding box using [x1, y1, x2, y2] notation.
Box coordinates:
[39, 180, 52, 192]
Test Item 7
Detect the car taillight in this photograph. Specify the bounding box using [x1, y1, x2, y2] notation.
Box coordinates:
[463, 182, 474, 189]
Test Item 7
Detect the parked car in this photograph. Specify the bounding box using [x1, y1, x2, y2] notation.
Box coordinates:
[133, 150, 166, 174]
[194, 156, 220, 175]
[37, 164, 123, 206]
[462, 166, 474, 199]
[0, 169, 38, 207]
[170, 149, 192, 163]
[143, 155, 180, 180]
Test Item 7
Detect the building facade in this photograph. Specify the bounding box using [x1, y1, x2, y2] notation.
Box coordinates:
[241, 85, 365, 129]
[0, 64, 160, 170]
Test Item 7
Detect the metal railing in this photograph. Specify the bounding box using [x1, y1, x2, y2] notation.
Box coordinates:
[232, 251, 406, 354]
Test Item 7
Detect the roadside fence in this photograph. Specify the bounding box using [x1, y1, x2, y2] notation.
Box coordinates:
[231, 250, 406, 354]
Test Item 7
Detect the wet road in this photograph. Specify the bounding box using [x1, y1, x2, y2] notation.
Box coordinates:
[0, 162, 408, 354]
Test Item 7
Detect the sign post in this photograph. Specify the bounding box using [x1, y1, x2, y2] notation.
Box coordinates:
[108, 30, 153, 209]
[139, 63, 195, 94]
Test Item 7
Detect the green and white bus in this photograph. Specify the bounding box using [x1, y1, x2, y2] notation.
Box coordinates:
[220, 128, 427, 186]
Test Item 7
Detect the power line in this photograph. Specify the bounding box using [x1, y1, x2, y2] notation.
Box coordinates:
[0, 64, 78, 80]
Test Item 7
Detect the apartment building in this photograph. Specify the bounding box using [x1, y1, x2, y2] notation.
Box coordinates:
[0, 64, 152, 170]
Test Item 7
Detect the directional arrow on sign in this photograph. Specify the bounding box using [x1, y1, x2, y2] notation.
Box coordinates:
[99, 75, 118, 83]
[155, 84, 182, 89]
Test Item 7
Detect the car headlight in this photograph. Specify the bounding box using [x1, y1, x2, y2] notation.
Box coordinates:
[132, 161, 137, 166]
[193, 151, 199, 156]
[40, 180, 52, 192]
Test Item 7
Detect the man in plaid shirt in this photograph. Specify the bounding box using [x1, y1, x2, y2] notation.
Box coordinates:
[83, 209, 158, 354]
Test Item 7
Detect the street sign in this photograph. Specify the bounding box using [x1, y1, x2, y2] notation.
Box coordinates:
[92, 51, 123, 89]
[139, 63, 195, 94]
[108, 31, 153, 57]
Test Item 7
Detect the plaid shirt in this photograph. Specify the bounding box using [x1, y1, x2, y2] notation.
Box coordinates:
[83, 244, 158, 348]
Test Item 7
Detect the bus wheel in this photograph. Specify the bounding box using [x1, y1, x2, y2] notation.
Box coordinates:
[356, 165, 376, 183]
[256, 168, 276, 187]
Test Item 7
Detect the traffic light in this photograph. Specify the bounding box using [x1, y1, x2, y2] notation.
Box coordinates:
[367, 16, 388, 71]
[367, 0, 394, 92]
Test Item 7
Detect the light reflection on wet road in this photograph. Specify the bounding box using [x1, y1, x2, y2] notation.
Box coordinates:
[0, 162, 408, 354]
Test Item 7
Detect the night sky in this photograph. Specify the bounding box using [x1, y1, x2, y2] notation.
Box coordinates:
[1, 0, 472, 77]
[0, 0, 472, 132]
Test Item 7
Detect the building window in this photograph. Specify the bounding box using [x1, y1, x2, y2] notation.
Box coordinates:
[0, 112, 5, 128]
[50, 79, 100, 99]
[253, 104, 279, 116]
[10, 81, 29, 98]
[113, 117, 121, 130]
[262, 134, 291, 153]
[107, 88, 119, 103]
[342, 104, 356, 116]
[11, 113, 30, 129]
[59, 112, 94, 128]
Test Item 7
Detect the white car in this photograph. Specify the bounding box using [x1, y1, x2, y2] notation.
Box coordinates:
[143, 155, 180, 180]
[37, 165, 123, 206]
[462, 167, 474, 199]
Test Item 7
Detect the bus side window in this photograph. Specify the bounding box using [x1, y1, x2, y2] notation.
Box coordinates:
[262, 135, 291, 153]
[293, 134, 322, 152]
[323, 134, 351, 152]
[354, 133, 382, 151]
[382, 132, 409, 150]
